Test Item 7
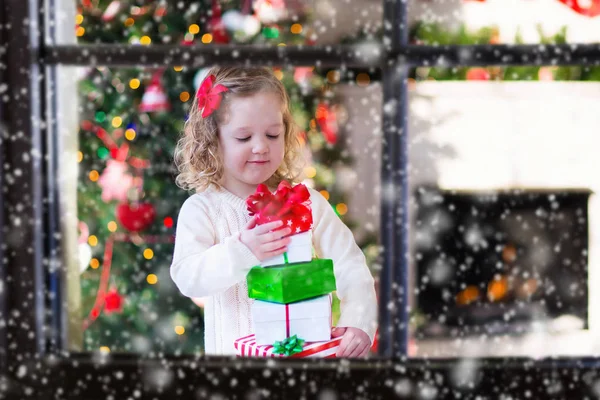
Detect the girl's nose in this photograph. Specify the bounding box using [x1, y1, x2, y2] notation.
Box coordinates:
[252, 138, 269, 153]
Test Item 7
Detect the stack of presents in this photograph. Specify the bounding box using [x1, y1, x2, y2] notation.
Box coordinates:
[234, 182, 342, 358]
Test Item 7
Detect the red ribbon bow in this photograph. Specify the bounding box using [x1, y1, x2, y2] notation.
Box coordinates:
[246, 181, 313, 235]
[557, 0, 600, 17]
[197, 74, 228, 118]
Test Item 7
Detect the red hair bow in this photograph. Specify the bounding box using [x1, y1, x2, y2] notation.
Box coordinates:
[246, 181, 313, 235]
[196, 74, 228, 118]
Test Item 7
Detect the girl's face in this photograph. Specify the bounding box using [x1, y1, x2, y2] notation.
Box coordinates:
[217, 91, 286, 198]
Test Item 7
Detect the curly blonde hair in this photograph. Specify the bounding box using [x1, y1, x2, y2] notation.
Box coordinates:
[174, 66, 306, 193]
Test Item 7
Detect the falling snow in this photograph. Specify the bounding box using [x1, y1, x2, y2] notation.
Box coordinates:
[2, 0, 600, 398]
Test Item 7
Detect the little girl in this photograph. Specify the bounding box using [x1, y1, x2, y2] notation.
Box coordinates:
[170, 66, 377, 357]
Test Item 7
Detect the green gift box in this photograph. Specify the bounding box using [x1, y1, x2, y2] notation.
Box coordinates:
[246, 258, 336, 304]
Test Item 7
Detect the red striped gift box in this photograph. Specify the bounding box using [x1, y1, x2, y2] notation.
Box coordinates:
[234, 334, 341, 358]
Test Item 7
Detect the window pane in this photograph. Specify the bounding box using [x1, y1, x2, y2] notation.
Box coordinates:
[407, 66, 600, 357]
[58, 64, 382, 356]
[409, 0, 600, 45]
[59, 0, 382, 47]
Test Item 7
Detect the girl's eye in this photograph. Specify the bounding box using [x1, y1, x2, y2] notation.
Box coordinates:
[236, 134, 280, 142]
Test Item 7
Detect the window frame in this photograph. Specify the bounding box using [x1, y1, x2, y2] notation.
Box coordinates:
[3, 0, 600, 397]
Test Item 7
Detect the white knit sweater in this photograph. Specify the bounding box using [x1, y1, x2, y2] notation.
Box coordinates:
[170, 184, 378, 355]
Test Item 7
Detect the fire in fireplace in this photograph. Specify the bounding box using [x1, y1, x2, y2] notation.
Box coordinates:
[413, 186, 591, 337]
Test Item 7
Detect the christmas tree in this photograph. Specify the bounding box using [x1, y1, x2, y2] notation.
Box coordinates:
[76, 0, 378, 354]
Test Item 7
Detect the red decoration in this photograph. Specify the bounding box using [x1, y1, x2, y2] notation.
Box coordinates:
[103, 288, 123, 314]
[293, 67, 314, 84]
[116, 202, 156, 232]
[246, 181, 313, 235]
[163, 216, 174, 228]
[139, 72, 170, 113]
[464, 0, 600, 18]
[315, 103, 338, 145]
[196, 74, 229, 118]
[466, 68, 491, 81]
[101, 0, 121, 21]
[154, 4, 167, 17]
[131, 5, 151, 16]
[253, 0, 287, 23]
[91, 125, 146, 165]
[97, 159, 135, 203]
[557, 0, 600, 17]
[81, 120, 151, 201]
[209, 0, 230, 44]
[82, 233, 175, 331]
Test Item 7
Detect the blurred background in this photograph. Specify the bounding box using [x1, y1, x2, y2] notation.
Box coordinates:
[57, 0, 600, 358]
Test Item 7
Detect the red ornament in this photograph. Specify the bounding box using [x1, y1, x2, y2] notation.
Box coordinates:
[293, 67, 314, 84]
[315, 103, 338, 145]
[139, 72, 170, 113]
[103, 288, 123, 314]
[154, 4, 167, 17]
[246, 181, 313, 235]
[466, 68, 491, 81]
[557, 0, 600, 17]
[209, 0, 230, 44]
[102, 0, 121, 21]
[116, 202, 156, 232]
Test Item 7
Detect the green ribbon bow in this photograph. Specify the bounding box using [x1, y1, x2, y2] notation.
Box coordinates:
[272, 335, 305, 356]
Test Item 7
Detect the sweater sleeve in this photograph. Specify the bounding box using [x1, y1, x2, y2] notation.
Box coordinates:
[170, 195, 261, 298]
[309, 189, 378, 344]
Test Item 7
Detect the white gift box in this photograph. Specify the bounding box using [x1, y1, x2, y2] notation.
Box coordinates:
[251, 294, 332, 345]
[260, 230, 313, 267]
[235, 334, 341, 358]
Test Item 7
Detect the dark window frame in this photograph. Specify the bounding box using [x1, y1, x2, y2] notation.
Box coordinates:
[3, 0, 600, 397]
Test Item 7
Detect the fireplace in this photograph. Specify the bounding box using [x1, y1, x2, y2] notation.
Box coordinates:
[413, 187, 591, 338]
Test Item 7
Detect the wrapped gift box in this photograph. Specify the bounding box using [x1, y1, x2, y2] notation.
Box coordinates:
[247, 258, 336, 304]
[252, 294, 332, 344]
[260, 231, 313, 267]
[246, 181, 314, 267]
[234, 334, 341, 358]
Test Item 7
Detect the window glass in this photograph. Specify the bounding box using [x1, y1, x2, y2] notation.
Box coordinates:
[60, 64, 382, 356]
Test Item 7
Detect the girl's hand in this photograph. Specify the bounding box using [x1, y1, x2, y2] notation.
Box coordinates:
[239, 217, 292, 261]
[331, 327, 371, 358]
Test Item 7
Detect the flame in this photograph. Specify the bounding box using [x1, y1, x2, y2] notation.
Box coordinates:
[517, 278, 539, 299]
[456, 285, 480, 306]
[487, 275, 508, 302]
